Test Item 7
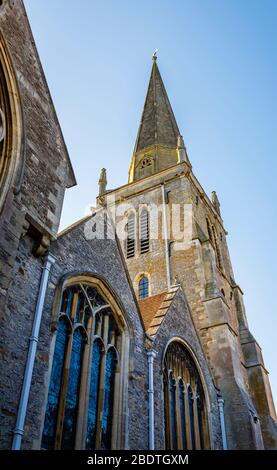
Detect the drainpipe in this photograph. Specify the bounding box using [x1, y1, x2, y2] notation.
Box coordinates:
[12, 253, 56, 450]
[161, 184, 171, 291]
[147, 350, 156, 450]
[217, 394, 228, 450]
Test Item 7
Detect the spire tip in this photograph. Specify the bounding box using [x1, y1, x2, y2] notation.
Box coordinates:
[152, 49, 158, 61]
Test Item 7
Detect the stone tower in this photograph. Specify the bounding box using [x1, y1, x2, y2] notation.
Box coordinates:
[0, 2, 222, 451]
[100, 56, 277, 449]
[0, 2, 276, 451]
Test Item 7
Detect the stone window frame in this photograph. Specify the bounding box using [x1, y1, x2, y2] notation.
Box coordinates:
[138, 275, 149, 299]
[40, 275, 131, 450]
[162, 338, 211, 450]
[0, 31, 24, 214]
[134, 271, 151, 299]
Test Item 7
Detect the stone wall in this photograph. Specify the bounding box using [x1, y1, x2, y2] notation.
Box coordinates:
[0, 234, 42, 448]
[104, 159, 275, 448]
[0, 1, 76, 448]
[27, 214, 148, 450]
[0, 0, 75, 319]
[0, 212, 150, 449]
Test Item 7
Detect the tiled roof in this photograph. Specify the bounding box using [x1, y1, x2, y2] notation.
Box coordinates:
[138, 292, 167, 330]
[138, 285, 180, 336]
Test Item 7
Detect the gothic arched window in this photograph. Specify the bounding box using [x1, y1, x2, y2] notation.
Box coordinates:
[126, 212, 136, 258]
[0, 52, 11, 205]
[138, 275, 149, 299]
[0, 33, 23, 212]
[42, 282, 123, 450]
[139, 208, 150, 254]
[163, 341, 209, 450]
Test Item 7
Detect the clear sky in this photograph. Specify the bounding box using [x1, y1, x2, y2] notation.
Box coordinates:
[24, 1, 277, 405]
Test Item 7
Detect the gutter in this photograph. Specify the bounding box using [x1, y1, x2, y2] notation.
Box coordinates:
[147, 350, 157, 450]
[12, 253, 56, 450]
[217, 394, 228, 450]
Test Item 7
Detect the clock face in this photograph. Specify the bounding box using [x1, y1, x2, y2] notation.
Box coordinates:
[0, 108, 5, 143]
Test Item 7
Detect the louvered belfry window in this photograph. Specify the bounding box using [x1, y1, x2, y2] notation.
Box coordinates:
[139, 208, 149, 254]
[126, 213, 135, 258]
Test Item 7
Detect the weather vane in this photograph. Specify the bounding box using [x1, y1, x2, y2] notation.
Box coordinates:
[152, 49, 158, 61]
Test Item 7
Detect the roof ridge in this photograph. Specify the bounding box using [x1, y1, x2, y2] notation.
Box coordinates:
[146, 286, 181, 337]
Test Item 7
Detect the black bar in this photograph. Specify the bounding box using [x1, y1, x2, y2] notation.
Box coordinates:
[0, 450, 276, 468]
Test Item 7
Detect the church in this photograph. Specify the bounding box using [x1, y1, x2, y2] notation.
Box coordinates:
[0, 0, 276, 451]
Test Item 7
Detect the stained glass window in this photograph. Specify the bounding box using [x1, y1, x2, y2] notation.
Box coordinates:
[101, 348, 117, 450]
[188, 385, 195, 449]
[60, 288, 74, 317]
[41, 318, 69, 450]
[42, 282, 120, 450]
[61, 328, 85, 449]
[139, 276, 149, 299]
[163, 341, 208, 450]
[179, 380, 187, 449]
[197, 386, 205, 449]
[169, 373, 177, 450]
[86, 339, 102, 450]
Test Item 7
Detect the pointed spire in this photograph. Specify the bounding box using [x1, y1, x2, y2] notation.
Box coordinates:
[133, 55, 180, 154]
[152, 49, 158, 61]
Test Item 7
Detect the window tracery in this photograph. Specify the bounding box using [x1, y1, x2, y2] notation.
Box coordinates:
[163, 341, 209, 450]
[42, 283, 122, 450]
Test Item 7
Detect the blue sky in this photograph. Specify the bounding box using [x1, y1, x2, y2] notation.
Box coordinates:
[24, 1, 277, 406]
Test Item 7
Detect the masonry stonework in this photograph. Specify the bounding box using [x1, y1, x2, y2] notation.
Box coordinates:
[101, 57, 277, 449]
[0, 0, 276, 451]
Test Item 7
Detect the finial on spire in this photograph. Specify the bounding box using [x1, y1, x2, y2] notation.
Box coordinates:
[152, 49, 158, 61]
[177, 134, 185, 149]
[98, 168, 107, 197]
[211, 191, 221, 217]
[177, 134, 190, 164]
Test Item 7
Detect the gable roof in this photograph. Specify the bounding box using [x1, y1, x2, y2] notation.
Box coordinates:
[138, 292, 167, 330]
[21, 1, 76, 188]
[139, 285, 180, 336]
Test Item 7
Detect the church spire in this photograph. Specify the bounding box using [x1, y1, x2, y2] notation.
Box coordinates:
[133, 54, 180, 154]
[129, 55, 186, 183]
